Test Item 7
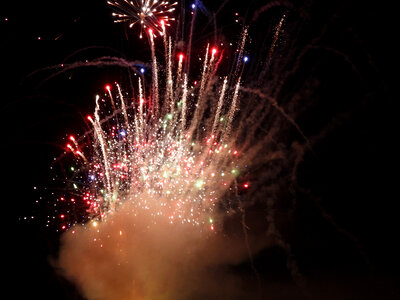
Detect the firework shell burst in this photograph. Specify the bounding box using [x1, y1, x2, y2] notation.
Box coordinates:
[59, 21, 251, 233]
[107, 0, 178, 38]
[44, 1, 328, 298]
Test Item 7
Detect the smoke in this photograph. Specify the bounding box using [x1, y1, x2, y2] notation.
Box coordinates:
[55, 200, 269, 300]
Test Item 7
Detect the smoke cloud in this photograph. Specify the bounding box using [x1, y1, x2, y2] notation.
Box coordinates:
[56, 200, 269, 300]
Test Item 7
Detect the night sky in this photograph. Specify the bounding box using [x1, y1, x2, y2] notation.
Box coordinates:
[1, 0, 398, 299]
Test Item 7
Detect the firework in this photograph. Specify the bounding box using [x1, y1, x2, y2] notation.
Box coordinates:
[107, 0, 178, 38]
[45, 2, 326, 298]
[58, 21, 250, 232]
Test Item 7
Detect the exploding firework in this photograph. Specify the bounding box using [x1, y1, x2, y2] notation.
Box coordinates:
[107, 0, 178, 38]
[45, 1, 316, 298]
[57, 16, 250, 233]
[38, 0, 326, 298]
[14, 0, 380, 298]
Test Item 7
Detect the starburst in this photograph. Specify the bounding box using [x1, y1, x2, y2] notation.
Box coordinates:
[107, 0, 178, 38]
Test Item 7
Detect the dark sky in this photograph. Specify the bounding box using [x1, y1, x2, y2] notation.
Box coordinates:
[1, 0, 398, 299]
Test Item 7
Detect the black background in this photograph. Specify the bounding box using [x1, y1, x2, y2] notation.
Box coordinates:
[1, 0, 398, 299]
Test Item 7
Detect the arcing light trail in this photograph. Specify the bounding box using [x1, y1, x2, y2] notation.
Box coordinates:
[60, 24, 250, 233]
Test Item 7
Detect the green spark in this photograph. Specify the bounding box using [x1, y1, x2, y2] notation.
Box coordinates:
[195, 179, 204, 189]
[231, 168, 239, 176]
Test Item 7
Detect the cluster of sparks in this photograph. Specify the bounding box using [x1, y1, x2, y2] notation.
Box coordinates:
[107, 0, 178, 38]
[54, 2, 251, 234]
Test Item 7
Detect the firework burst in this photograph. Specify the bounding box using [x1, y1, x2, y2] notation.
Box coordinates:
[43, 2, 329, 298]
[107, 0, 178, 38]
[58, 22, 250, 233]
